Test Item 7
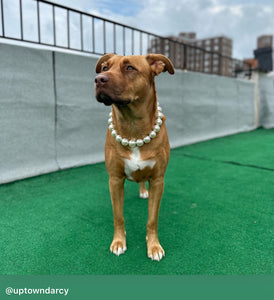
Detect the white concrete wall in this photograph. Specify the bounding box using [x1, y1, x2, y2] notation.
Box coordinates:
[258, 73, 274, 129]
[54, 52, 106, 169]
[0, 43, 272, 184]
[0, 44, 58, 183]
[156, 70, 255, 148]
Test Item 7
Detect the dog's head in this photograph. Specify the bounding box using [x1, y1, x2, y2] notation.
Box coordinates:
[94, 54, 174, 106]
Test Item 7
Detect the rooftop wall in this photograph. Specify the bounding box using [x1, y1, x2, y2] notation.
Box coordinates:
[258, 73, 274, 129]
[0, 43, 272, 184]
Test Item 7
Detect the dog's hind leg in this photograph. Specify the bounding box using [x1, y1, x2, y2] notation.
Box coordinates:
[139, 182, 149, 199]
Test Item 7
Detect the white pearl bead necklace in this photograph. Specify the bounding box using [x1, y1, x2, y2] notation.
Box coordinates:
[108, 103, 164, 148]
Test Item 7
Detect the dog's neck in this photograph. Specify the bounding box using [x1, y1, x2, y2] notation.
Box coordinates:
[111, 90, 158, 140]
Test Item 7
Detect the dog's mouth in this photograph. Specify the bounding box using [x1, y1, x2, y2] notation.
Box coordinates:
[96, 92, 113, 106]
[96, 92, 131, 106]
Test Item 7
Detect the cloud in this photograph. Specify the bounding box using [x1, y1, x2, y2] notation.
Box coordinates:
[124, 0, 273, 59]
[84, 0, 273, 59]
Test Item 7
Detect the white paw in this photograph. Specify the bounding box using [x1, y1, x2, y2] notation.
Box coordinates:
[139, 191, 149, 199]
[148, 251, 165, 261]
[111, 246, 127, 256]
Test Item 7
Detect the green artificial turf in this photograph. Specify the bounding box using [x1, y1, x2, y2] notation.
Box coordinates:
[0, 128, 274, 275]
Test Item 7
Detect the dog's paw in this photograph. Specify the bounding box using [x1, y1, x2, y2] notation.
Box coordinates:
[139, 191, 149, 199]
[147, 244, 165, 261]
[110, 240, 127, 256]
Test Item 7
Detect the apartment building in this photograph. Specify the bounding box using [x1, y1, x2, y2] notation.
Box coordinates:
[148, 32, 235, 76]
[254, 35, 273, 72]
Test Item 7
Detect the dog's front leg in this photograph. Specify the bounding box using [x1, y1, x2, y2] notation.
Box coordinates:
[146, 177, 165, 261]
[109, 176, 127, 256]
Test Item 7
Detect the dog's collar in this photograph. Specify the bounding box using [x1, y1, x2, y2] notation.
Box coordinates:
[107, 103, 164, 148]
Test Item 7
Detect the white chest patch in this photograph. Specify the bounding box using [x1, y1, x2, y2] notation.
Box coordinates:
[124, 147, 156, 180]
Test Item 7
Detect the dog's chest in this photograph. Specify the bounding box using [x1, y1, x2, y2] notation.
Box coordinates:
[124, 147, 155, 181]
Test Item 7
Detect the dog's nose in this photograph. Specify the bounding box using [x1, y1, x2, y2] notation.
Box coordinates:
[95, 74, 109, 86]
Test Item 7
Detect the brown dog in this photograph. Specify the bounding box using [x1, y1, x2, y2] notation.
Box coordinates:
[94, 53, 174, 261]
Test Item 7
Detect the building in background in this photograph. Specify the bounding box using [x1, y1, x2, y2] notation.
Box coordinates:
[254, 35, 273, 72]
[244, 58, 258, 70]
[188, 35, 233, 76]
[257, 35, 273, 48]
[148, 32, 236, 76]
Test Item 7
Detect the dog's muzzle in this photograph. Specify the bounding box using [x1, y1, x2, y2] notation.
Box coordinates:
[95, 75, 131, 106]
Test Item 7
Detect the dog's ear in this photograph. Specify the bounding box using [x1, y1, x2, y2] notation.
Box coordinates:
[95, 53, 116, 73]
[146, 54, 175, 76]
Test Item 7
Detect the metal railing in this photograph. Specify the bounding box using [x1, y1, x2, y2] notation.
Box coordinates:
[0, 0, 252, 78]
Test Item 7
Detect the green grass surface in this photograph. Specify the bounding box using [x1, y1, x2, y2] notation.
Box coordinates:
[1, 128, 274, 275]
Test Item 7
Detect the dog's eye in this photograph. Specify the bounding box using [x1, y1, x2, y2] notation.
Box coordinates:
[127, 65, 136, 71]
[102, 66, 108, 72]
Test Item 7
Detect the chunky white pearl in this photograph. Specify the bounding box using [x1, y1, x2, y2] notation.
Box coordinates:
[116, 135, 122, 142]
[121, 138, 129, 146]
[157, 106, 162, 112]
[108, 117, 112, 125]
[136, 139, 144, 147]
[149, 131, 157, 138]
[154, 124, 160, 132]
[156, 118, 162, 126]
[129, 140, 136, 148]
[158, 112, 163, 119]
[108, 124, 114, 131]
[109, 111, 112, 117]
[143, 136, 151, 144]
[111, 130, 117, 137]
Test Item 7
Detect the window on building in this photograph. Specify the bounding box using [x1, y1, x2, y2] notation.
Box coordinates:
[205, 53, 210, 59]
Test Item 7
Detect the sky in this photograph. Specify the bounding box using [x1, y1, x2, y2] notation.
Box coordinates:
[49, 0, 274, 59]
[1, 0, 274, 59]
